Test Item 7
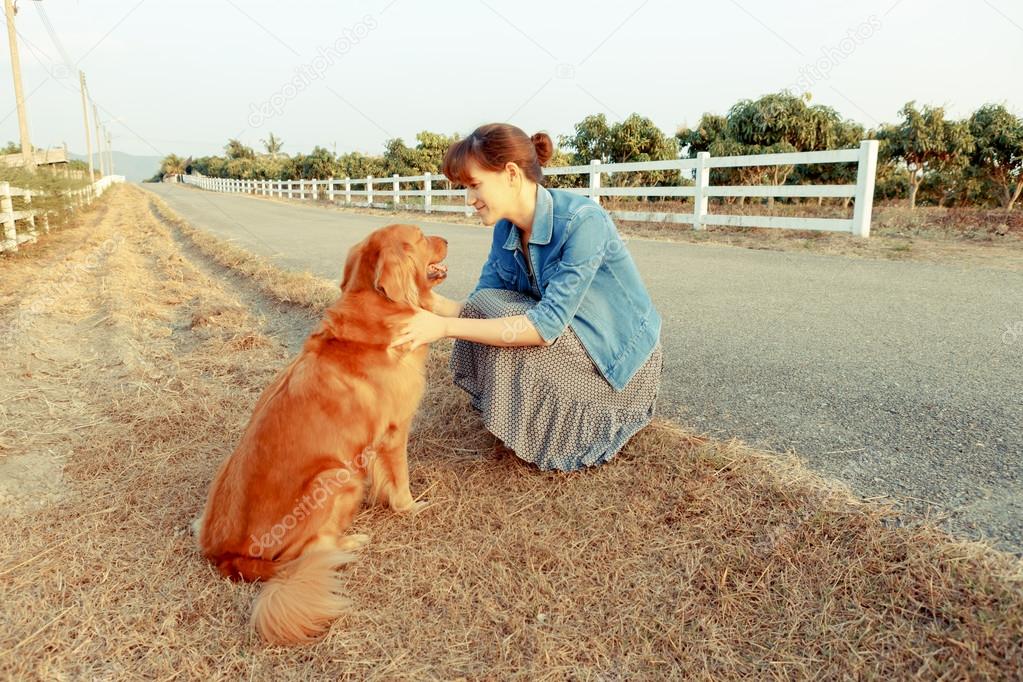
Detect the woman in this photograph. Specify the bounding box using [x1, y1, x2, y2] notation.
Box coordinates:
[391, 123, 662, 471]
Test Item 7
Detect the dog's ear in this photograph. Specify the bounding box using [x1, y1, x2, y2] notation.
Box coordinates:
[373, 242, 420, 307]
[341, 239, 368, 292]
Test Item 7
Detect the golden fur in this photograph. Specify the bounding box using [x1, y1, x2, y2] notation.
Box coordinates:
[194, 224, 448, 645]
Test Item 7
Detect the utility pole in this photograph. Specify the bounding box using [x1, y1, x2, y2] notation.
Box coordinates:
[4, 0, 35, 170]
[105, 128, 113, 175]
[79, 71, 94, 181]
[92, 102, 104, 177]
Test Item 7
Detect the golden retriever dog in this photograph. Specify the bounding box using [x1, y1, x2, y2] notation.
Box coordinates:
[193, 224, 448, 645]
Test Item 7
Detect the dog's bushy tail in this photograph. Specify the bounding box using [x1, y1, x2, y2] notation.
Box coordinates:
[250, 550, 357, 645]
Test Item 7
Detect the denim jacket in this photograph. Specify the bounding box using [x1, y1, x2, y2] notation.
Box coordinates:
[470, 184, 661, 391]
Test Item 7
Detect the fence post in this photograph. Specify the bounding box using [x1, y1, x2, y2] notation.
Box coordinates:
[327, 178, 335, 203]
[1, 183, 17, 252]
[693, 151, 710, 231]
[392, 173, 400, 206]
[23, 189, 38, 242]
[424, 172, 432, 213]
[345, 177, 352, 204]
[589, 159, 602, 204]
[852, 139, 879, 239]
[287, 180, 294, 200]
[367, 176, 374, 204]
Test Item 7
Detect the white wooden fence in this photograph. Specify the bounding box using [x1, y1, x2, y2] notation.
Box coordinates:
[1, 175, 125, 253]
[182, 140, 880, 237]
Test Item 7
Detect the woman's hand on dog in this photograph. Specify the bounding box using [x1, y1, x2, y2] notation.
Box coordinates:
[391, 308, 447, 351]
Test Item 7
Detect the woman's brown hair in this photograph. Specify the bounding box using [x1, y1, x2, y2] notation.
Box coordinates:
[442, 123, 553, 186]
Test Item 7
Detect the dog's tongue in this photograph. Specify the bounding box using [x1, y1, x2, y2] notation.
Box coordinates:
[428, 263, 448, 278]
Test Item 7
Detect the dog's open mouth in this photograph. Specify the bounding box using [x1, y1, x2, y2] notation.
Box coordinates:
[427, 262, 448, 281]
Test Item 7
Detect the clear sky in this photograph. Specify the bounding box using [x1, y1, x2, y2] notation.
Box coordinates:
[1, 0, 1020, 159]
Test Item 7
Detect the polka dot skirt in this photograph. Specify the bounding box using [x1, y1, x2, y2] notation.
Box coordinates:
[451, 288, 663, 471]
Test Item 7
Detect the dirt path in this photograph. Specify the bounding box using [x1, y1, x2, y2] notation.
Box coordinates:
[1, 185, 1020, 680]
[0, 185, 302, 520]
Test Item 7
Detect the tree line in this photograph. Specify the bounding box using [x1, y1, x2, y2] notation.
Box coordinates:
[157, 92, 1023, 210]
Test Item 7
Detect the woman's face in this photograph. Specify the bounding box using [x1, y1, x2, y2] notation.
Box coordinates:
[463, 159, 517, 227]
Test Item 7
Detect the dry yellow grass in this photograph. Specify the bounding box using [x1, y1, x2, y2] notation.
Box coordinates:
[1, 184, 1021, 680]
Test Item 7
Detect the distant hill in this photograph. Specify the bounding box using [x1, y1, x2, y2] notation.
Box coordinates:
[70, 150, 163, 183]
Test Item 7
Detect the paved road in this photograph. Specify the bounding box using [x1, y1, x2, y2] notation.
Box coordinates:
[142, 183, 1023, 556]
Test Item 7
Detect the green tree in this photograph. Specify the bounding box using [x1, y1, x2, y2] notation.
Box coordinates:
[295, 146, 337, 179]
[560, 113, 677, 191]
[224, 138, 256, 160]
[382, 138, 424, 177]
[876, 102, 974, 209]
[677, 92, 859, 206]
[337, 151, 386, 180]
[413, 130, 460, 173]
[968, 104, 1023, 210]
[260, 132, 284, 160]
[159, 154, 187, 177]
[559, 114, 613, 163]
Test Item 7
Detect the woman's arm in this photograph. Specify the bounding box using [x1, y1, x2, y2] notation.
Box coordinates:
[429, 292, 464, 318]
[445, 314, 551, 347]
[389, 310, 551, 351]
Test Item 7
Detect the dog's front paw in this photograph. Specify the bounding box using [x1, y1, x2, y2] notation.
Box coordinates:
[395, 499, 432, 516]
[338, 533, 371, 551]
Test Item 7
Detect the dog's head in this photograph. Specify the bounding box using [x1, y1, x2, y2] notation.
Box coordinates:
[340, 224, 448, 309]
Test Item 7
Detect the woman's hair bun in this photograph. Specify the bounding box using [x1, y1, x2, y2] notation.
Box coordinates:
[531, 132, 553, 166]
